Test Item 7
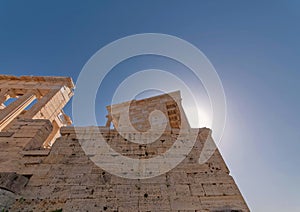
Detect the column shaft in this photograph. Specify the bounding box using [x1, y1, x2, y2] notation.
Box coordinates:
[0, 91, 36, 131]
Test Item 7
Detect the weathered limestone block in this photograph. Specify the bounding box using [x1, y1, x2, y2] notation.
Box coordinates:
[0, 189, 18, 211]
[0, 172, 29, 194]
[18, 119, 53, 150]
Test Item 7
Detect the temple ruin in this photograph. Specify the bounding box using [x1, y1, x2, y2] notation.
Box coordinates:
[0, 75, 249, 211]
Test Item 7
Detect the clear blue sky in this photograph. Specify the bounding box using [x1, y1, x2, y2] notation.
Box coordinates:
[1, 1, 299, 211]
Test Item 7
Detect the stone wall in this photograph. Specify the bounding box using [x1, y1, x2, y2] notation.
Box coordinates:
[0, 75, 249, 211]
[5, 126, 249, 211]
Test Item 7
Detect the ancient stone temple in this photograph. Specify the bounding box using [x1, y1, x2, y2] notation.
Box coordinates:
[0, 75, 249, 211]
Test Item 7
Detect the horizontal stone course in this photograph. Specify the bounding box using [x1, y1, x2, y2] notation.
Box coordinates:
[0, 81, 249, 211]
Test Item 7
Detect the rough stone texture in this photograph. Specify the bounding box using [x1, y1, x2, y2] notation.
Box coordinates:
[0, 75, 249, 211]
[0, 189, 18, 210]
[106, 91, 189, 131]
[0, 172, 29, 194]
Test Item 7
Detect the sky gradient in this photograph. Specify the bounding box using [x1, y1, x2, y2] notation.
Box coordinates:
[1, 1, 299, 211]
